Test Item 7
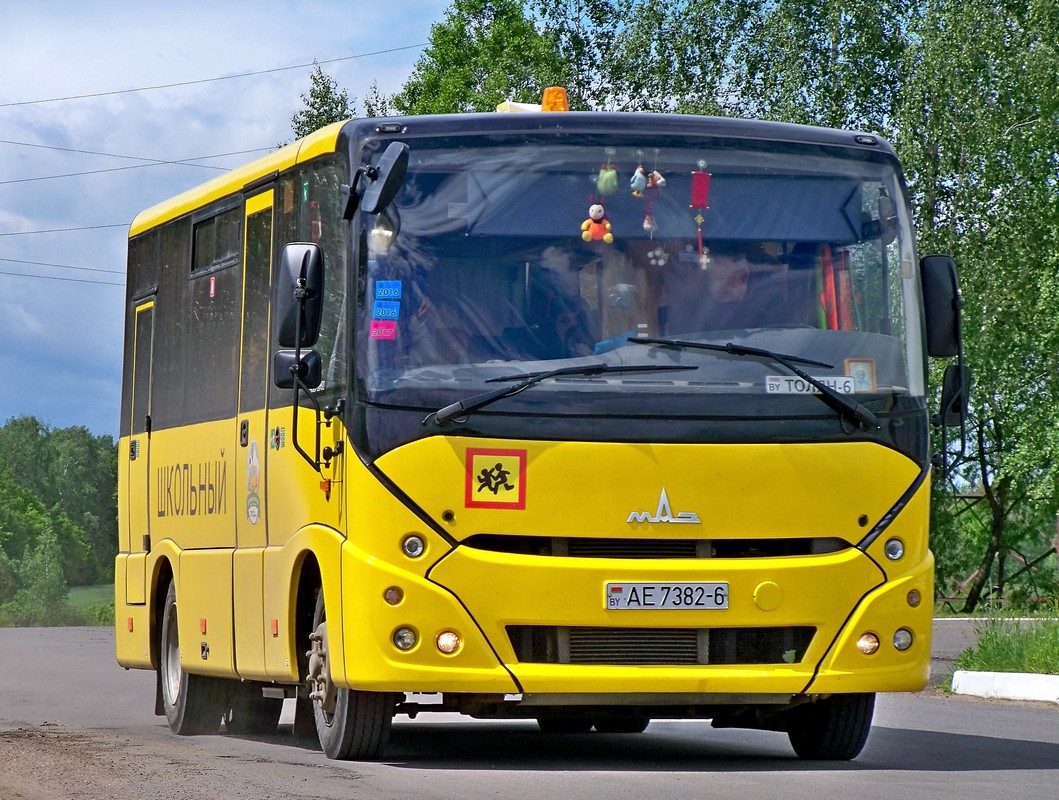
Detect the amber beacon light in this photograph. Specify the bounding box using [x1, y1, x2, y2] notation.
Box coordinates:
[541, 86, 569, 112]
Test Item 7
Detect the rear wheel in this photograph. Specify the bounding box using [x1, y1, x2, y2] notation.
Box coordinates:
[786, 693, 874, 760]
[593, 717, 650, 734]
[305, 588, 394, 760]
[159, 579, 226, 734]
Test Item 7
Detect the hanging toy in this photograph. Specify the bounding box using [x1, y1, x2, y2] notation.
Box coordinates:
[582, 200, 614, 244]
[690, 160, 712, 268]
[596, 162, 618, 196]
[630, 164, 647, 197]
[642, 169, 666, 235]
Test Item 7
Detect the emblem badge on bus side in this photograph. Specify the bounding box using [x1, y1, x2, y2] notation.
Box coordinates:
[627, 488, 701, 524]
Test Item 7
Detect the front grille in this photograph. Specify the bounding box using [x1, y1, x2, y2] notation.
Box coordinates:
[464, 535, 848, 559]
[508, 625, 815, 666]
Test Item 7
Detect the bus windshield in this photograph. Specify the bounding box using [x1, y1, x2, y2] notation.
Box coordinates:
[357, 133, 925, 421]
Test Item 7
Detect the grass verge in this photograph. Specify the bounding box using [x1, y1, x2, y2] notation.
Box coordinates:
[953, 613, 1059, 674]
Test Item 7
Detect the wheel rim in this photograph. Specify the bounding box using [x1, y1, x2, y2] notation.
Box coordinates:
[162, 599, 182, 707]
[307, 618, 339, 725]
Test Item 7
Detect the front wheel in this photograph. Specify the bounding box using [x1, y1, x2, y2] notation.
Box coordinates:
[786, 693, 874, 760]
[536, 716, 593, 733]
[593, 717, 650, 734]
[159, 579, 226, 734]
[304, 588, 394, 760]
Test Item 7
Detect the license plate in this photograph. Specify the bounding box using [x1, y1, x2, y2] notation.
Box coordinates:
[605, 582, 729, 610]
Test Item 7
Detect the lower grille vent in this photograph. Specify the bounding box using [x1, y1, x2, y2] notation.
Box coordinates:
[507, 625, 815, 666]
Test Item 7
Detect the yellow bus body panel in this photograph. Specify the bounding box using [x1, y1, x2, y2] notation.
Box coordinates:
[177, 549, 235, 676]
[336, 437, 931, 696]
[261, 523, 345, 684]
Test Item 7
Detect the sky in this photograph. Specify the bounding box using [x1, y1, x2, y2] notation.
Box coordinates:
[0, 0, 450, 437]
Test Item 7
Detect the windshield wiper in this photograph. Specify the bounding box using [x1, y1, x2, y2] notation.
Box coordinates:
[630, 337, 880, 431]
[428, 362, 696, 427]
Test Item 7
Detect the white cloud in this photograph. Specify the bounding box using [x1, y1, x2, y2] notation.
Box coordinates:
[0, 0, 448, 435]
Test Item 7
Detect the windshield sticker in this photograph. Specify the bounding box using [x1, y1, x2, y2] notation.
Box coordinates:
[375, 280, 402, 299]
[465, 448, 527, 510]
[767, 375, 855, 395]
[373, 300, 401, 320]
[370, 321, 397, 341]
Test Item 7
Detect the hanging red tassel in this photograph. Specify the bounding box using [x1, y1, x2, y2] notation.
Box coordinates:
[690, 171, 711, 208]
[690, 168, 711, 266]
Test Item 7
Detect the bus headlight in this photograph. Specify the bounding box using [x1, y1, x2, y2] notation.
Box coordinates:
[436, 630, 462, 655]
[401, 535, 426, 558]
[884, 537, 905, 561]
[857, 632, 880, 655]
[893, 628, 914, 652]
[393, 627, 418, 651]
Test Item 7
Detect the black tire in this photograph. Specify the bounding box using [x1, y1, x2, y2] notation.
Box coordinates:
[225, 682, 282, 736]
[159, 579, 226, 734]
[593, 716, 650, 734]
[536, 716, 594, 733]
[305, 588, 394, 760]
[787, 693, 875, 760]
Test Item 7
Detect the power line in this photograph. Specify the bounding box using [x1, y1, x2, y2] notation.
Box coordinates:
[0, 256, 124, 276]
[0, 45, 427, 108]
[0, 269, 123, 287]
[0, 144, 275, 185]
[0, 224, 127, 237]
[0, 139, 268, 169]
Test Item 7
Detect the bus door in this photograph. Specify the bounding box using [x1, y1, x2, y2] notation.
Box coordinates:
[233, 189, 274, 679]
[125, 299, 154, 606]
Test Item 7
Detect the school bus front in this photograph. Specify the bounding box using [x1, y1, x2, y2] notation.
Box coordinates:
[116, 112, 963, 762]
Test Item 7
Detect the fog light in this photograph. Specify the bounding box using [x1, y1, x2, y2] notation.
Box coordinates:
[857, 632, 880, 655]
[893, 628, 914, 651]
[383, 586, 404, 606]
[401, 535, 426, 558]
[436, 630, 462, 655]
[393, 627, 417, 651]
[884, 537, 905, 561]
[906, 589, 921, 608]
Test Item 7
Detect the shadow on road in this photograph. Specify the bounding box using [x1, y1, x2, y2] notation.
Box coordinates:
[360, 721, 1059, 773]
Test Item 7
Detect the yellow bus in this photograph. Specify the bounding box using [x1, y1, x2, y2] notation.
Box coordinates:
[116, 100, 967, 761]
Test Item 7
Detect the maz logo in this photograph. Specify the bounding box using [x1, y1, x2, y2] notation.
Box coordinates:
[626, 488, 701, 524]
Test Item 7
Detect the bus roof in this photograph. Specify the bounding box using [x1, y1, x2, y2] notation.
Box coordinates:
[129, 112, 896, 238]
[128, 121, 347, 237]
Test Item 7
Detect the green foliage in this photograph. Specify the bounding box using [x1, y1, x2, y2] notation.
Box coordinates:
[954, 611, 1059, 674]
[394, 0, 571, 114]
[289, 62, 355, 140]
[362, 80, 395, 117]
[0, 416, 118, 625]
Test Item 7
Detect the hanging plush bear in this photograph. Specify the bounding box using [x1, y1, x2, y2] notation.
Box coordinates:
[582, 201, 614, 243]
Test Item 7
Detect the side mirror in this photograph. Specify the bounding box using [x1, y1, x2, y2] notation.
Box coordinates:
[276, 243, 323, 348]
[344, 142, 410, 219]
[920, 254, 961, 357]
[362, 142, 409, 214]
[938, 363, 970, 428]
[273, 350, 322, 390]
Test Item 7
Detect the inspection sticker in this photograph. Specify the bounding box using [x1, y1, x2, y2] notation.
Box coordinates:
[766, 375, 855, 394]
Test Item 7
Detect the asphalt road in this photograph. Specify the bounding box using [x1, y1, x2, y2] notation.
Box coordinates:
[0, 622, 1056, 800]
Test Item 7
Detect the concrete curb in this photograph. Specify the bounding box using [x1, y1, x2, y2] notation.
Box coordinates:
[951, 670, 1059, 705]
